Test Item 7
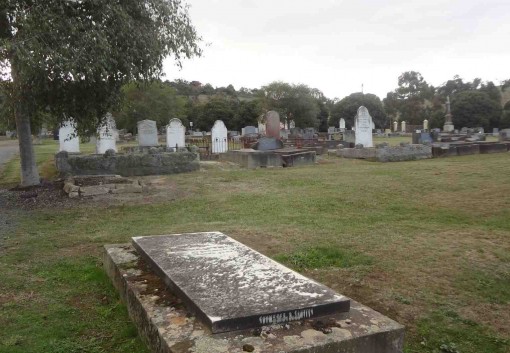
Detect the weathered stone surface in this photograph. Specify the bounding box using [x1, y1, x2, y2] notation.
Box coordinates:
[138, 120, 159, 147]
[63, 182, 80, 194]
[80, 185, 111, 197]
[112, 183, 143, 194]
[354, 106, 373, 148]
[252, 137, 284, 151]
[55, 151, 199, 177]
[220, 149, 316, 168]
[265, 111, 280, 139]
[376, 144, 431, 162]
[132, 232, 348, 333]
[337, 147, 376, 160]
[104, 244, 405, 353]
[456, 144, 480, 156]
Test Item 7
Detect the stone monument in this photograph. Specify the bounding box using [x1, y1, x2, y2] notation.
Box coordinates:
[443, 95, 454, 132]
[137, 120, 158, 146]
[354, 106, 373, 148]
[166, 118, 185, 150]
[401, 121, 406, 133]
[59, 120, 80, 153]
[211, 120, 228, 153]
[423, 119, 429, 131]
[393, 121, 398, 132]
[339, 118, 346, 131]
[265, 111, 280, 139]
[96, 113, 117, 154]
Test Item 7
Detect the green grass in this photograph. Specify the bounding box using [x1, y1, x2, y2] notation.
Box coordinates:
[1, 141, 509, 353]
[274, 246, 372, 270]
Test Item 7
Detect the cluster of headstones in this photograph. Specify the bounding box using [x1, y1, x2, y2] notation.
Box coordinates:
[58, 116, 231, 154]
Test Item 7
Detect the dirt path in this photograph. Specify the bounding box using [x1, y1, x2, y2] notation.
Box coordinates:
[0, 139, 19, 173]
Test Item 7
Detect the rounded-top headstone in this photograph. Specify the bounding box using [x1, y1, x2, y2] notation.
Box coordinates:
[166, 118, 185, 150]
[211, 120, 228, 153]
[354, 106, 373, 148]
[265, 111, 280, 139]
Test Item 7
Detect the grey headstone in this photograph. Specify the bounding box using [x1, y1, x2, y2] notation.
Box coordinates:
[137, 120, 158, 146]
[252, 137, 283, 151]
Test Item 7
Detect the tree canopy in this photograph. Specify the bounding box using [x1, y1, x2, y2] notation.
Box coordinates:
[1, 0, 202, 185]
[331, 93, 387, 129]
[451, 91, 502, 130]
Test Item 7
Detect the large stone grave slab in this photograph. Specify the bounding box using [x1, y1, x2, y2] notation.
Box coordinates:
[132, 232, 350, 333]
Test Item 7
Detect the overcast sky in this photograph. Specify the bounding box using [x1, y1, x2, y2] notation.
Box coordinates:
[163, 0, 510, 100]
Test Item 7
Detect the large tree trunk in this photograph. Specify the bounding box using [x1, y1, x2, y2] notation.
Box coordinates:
[14, 109, 40, 187]
[11, 58, 41, 187]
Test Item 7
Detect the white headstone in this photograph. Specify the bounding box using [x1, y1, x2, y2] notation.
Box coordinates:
[166, 118, 185, 150]
[258, 121, 266, 135]
[339, 118, 346, 130]
[96, 114, 117, 154]
[137, 120, 158, 146]
[59, 120, 80, 152]
[401, 121, 406, 133]
[211, 120, 228, 153]
[354, 106, 373, 148]
[393, 121, 398, 132]
[289, 120, 296, 129]
[423, 119, 429, 131]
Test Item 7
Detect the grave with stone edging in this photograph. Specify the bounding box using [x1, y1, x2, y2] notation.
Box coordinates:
[104, 232, 404, 353]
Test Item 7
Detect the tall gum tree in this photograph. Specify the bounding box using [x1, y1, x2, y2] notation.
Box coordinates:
[1, 0, 201, 186]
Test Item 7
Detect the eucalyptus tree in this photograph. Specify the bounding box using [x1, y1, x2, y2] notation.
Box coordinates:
[1, 0, 201, 186]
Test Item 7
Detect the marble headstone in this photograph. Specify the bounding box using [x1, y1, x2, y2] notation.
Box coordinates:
[137, 120, 158, 146]
[59, 120, 80, 153]
[265, 111, 280, 139]
[393, 121, 398, 132]
[211, 120, 228, 153]
[423, 119, 429, 131]
[401, 121, 406, 133]
[96, 114, 117, 154]
[354, 106, 373, 148]
[339, 118, 346, 130]
[166, 118, 185, 150]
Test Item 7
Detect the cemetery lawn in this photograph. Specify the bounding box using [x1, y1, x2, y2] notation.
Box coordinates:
[1, 142, 509, 353]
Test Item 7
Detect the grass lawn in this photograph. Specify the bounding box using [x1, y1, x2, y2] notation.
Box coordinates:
[0, 140, 509, 353]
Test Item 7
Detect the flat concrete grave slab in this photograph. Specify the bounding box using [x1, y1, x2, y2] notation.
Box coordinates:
[132, 232, 350, 333]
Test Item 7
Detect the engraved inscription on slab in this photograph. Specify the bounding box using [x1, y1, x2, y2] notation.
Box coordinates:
[132, 232, 350, 333]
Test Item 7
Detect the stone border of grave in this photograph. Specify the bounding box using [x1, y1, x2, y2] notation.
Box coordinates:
[63, 175, 144, 198]
[104, 243, 405, 353]
[336, 143, 432, 162]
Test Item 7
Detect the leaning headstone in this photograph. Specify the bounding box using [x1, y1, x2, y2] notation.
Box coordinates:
[166, 118, 185, 150]
[265, 111, 280, 139]
[339, 118, 346, 130]
[59, 120, 80, 153]
[96, 114, 117, 154]
[354, 106, 373, 148]
[137, 120, 158, 146]
[211, 120, 228, 153]
[401, 121, 406, 133]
